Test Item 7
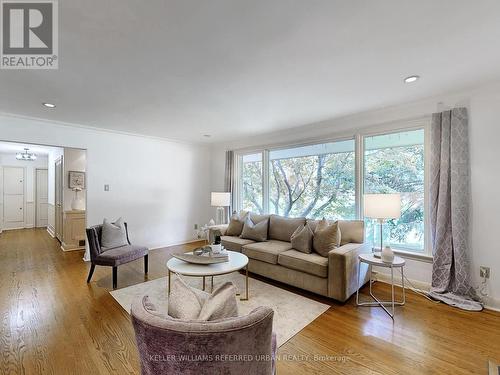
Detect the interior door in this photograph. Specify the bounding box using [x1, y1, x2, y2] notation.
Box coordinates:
[3, 167, 24, 229]
[55, 157, 63, 241]
[36, 169, 49, 228]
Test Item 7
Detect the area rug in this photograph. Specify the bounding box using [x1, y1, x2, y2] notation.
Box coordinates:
[110, 272, 330, 347]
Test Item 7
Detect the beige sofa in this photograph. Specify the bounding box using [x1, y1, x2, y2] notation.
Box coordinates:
[210, 214, 370, 302]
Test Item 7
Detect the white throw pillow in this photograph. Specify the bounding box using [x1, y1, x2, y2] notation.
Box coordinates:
[168, 276, 210, 319]
[101, 217, 128, 249]
[197, 282, 239, 321]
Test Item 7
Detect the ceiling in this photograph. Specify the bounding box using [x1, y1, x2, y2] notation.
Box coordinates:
[0, 141, 58, 155]
[1, 0, 500, 143]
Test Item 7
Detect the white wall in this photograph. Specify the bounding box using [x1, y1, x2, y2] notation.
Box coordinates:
[0, 153, 48, 229]
[63, 148, 87, 211]
[0, 114, 212, 251]
[210, 81, 500, 310]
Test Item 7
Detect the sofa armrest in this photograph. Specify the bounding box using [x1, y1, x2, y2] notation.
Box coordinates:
[208, 224, 229, 243]
[327, 242, 371, 302]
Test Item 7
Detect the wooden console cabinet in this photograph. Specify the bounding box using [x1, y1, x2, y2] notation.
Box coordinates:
[61, 210, 86, 251]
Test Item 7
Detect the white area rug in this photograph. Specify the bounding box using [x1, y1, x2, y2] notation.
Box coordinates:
[110, 273, 330, 347]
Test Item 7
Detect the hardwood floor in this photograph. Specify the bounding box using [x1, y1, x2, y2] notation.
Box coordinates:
[0, 228, 499, 374]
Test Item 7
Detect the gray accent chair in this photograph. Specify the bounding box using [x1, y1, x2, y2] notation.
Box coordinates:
[131, 296, 276, 375]
[86, 222, 148, 289]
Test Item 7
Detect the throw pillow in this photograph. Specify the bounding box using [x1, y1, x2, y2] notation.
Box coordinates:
[291, 224, 313, 254]
[240, 216, 269, 242]
[197, 282, 239, 321]
[101, 217, 128, 249]
[226, 212, 248, 236]
[313, 219, 341, 257]
[167, 276, 209, 320]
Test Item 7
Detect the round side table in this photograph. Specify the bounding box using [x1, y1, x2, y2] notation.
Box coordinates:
[356, 253, 406, 319]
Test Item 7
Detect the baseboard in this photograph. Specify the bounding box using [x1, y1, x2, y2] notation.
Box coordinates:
[374, 272, 500, 312]
[24, 224, 34, 229]
[47, 225, 55, 238]
[374, 271, 430, 292]
[1, 226, 25, 231]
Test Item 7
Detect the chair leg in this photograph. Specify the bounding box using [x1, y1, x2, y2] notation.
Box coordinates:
[112, 267, 117, 289]
[144, 254, 149, 274]
[87, 264, 95, 283]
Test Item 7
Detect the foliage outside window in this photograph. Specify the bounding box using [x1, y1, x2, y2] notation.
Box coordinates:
[241, 153, 264, 214]
[364, 129, 425, 252]
[269, 140, 356, 219]
[237, 127, 427, 255]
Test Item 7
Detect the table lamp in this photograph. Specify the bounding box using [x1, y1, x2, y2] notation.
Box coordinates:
[364, 193, 401, 258]
[211, 192, 231, 225]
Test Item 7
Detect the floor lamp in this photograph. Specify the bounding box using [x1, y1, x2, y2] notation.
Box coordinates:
[364, 194, 401, 258]
[211, 192, 231, 225]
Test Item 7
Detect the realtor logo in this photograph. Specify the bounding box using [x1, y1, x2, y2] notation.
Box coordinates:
[1, 0, 58, 69]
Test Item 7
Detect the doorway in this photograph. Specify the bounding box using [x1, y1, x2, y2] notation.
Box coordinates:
[36, 168, 48, 227]
[55, 156, 63, 242]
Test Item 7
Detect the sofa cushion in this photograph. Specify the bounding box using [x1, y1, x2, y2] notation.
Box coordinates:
[291, 224, 313, 254]
[221, 236, 255, 252]
[249, 213, 270, 224]
[242, 240, 292, 264]
[269, 215, 306, 242]
[240, 216, 269, 242]
[307, 219, 364, 245]
[313, 219, 341, 257]
[278, 250, 329, 278]
[95, 244, 148, 266]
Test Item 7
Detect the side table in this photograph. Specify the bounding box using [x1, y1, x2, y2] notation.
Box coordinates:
[356, 253, 406, 319]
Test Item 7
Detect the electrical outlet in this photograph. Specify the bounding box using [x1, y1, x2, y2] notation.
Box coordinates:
[104, 184, 110, 191]
[480, 266, 490, 279]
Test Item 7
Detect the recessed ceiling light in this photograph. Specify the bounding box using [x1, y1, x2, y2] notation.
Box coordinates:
[404, 75, 420, 83]
[42, 102, 56, 108]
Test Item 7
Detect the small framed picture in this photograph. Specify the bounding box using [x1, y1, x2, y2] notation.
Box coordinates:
[69, 171, 85, 189]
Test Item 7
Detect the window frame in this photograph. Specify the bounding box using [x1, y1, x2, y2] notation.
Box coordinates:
[359, 125, 430, 257]
[234, 118, 432, 258]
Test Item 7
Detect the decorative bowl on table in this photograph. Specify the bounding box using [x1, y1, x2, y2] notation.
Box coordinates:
[172, 246, 229, 265]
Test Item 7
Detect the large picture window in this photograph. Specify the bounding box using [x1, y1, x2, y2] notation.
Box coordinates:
[269, 140, 356, 219]
[240, 152, 264, 214]
[363, 129, 425, 252]
[236, 125, 428, 256]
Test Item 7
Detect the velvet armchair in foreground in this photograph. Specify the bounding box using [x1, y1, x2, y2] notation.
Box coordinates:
[86, 222, 149, 289]
[131, 296, 277, 375]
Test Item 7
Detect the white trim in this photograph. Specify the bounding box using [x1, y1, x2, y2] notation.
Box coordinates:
[0, 111, 198, 146]
[374, 273, 500, 312]
[374, 270, 430, 291]
[360, 125, 429, 256]
[231, 115, 430, 154]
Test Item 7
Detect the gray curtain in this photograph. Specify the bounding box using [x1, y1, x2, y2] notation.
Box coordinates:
[224, 150, 234, 222]
[428, 108, 482, 311]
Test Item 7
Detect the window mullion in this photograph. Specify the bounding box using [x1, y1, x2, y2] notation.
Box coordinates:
[355, 133, 364, 220]
[262, 150, 270, 214]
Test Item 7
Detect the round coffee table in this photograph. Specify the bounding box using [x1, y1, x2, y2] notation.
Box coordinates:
[166, 250, 249, 300]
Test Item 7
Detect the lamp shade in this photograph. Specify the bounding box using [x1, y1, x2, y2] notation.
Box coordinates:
[364, 194, 401, 219]
[211, 192, 231, 207]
